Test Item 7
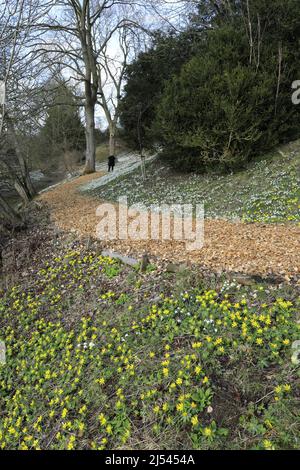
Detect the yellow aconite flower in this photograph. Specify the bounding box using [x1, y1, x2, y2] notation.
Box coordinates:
[176, 403, 184, 412]
[106, 425, 112, 435]
[67, 435, 76, 450]
[79, 405, 87, 415]
[98, 413, 107, 426]
[264, 420, 273, 429]
[203, 427, 212, 437]
[275, 385, 282, 394]
[263, 440, 275, 450]
[191, 416, 199, 427]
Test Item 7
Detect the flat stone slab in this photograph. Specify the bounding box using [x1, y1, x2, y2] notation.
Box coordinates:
[101, 250, 139, 267]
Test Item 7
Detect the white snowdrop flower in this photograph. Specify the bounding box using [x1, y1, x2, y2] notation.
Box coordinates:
[89, 342, 95, 349]
[83, 342, 88, 349]
[207, 406, 213, 414]
[77, 343, 81, 348]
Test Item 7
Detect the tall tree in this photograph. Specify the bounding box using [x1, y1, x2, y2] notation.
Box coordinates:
[0, 0, 50, 220]
[39, 1, 143, 173]
[97, 26, 132, 157]
[121, 0, 300, 171]
[39, 1, 187, 173]
[39, 81, 85, 167]
[120, 29, 200, 149]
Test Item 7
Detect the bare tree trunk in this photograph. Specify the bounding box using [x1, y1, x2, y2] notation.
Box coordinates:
[0, 158, 32, 206]
[14, 180, 30, 205]
[83, 101, 96, 174]
[275, 41, 283, 116]
[0, 194, 21, 225]
[136, 104, 148, 181]
[256, 13, 261, 71]
[246, 0, 254, 66]
[6, 115, 35, 199]
[140, 154, 146, 181]
[109, 123, 116, 156]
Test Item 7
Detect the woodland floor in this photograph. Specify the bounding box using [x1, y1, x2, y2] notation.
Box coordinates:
[1, 155, 300, 451]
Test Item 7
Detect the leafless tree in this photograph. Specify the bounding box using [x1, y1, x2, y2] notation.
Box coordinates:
[97, 25, 133, 157]
[0, 1, 53, 214]
[37, 0, 192, 174]
[0, 0, 31, 223]
[37, 1, 133, 173]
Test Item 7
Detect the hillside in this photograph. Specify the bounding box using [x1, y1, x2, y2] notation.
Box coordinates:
[35, 141, 300, 280]
[2, 0, 300, 456]
[89, 140, 300, 225]
[1, 209, 299, 450]
[1, 140, 300, 451]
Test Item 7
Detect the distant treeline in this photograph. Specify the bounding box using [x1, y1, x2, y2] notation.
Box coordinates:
[28, 82, 108, 174]
[120, 0, 300, 172]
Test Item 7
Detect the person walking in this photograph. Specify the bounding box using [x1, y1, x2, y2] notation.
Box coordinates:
[108, 154, 116, 172]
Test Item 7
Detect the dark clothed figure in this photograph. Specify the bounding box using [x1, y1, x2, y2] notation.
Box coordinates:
[108, 155, 116, 172]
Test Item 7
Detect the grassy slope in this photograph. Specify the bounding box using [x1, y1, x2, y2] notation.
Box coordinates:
[90, 140, 300, 224]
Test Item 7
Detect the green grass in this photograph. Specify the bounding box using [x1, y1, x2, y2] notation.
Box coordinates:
[1, 248, 299, 450]
[89, 140, 300, 224]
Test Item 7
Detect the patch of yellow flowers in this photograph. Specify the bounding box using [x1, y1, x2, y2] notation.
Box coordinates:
[0, 250, 298, 450]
